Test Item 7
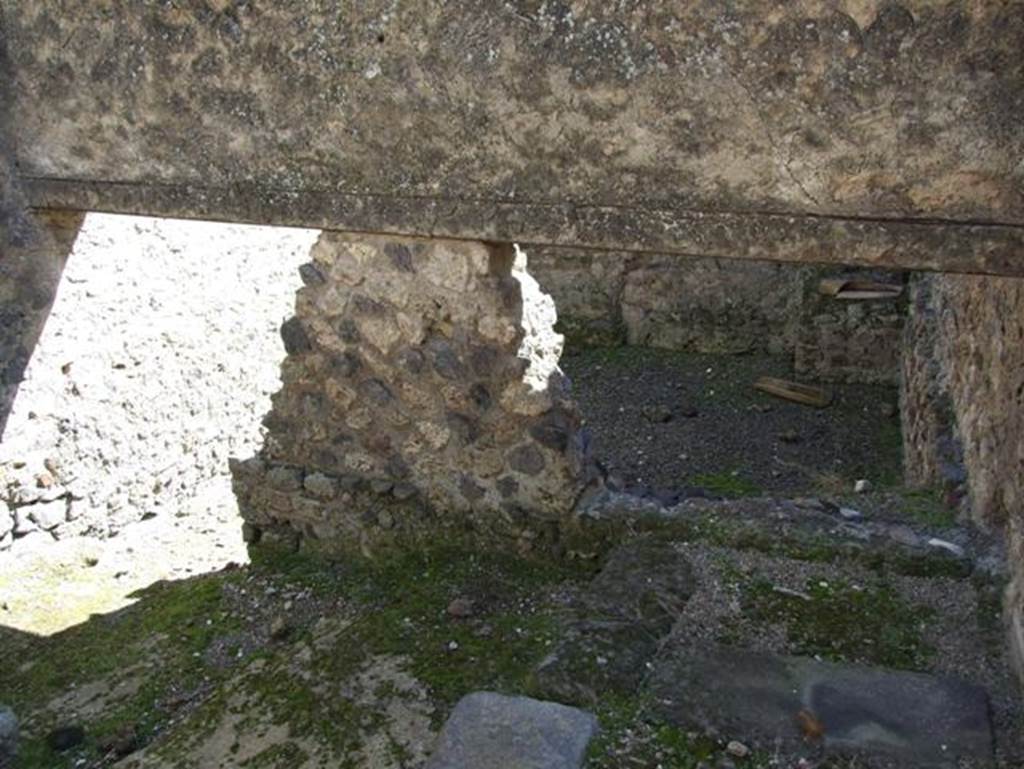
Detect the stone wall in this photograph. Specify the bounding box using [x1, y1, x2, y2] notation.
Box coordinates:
[793, 280, 906, 386]
[901, 273, 1024, 680]
[1, 215, 314, 550]
[528, 247, 905, 384]
[232, 235, 592, 557]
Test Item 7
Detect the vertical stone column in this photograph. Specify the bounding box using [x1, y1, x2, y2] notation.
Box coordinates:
[899, 275, 967, 495]
[232, 233, 592, 557]
[0, 158, 84, 438]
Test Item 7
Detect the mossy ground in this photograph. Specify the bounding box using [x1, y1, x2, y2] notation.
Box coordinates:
[6, 537, 921, 769]
[1, 517, 1007, 769]
[737, 575, 936, 670]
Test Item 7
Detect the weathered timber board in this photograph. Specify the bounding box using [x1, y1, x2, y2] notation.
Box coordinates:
[2, 2, 1023, 274]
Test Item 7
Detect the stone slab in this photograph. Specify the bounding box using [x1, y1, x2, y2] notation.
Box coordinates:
[425, 692, 598, 769]
[531, 617, 660, 706]
[0, 704, 16, 766]
[6, 3, 1024, 275]
[532, 537, 694, 704]
[650, 645, 993, 768]
[583, 538, 696, 631]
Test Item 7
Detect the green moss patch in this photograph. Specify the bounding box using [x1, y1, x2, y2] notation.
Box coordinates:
[739, 576, 936, 670]
[689, 471, 762, 498]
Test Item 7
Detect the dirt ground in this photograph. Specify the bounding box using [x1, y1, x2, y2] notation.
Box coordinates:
[563, 346, 903, 497]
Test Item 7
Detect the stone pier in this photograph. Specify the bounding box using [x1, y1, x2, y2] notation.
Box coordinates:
[0, 156, 83, 437]
[232, 234, 593, 557]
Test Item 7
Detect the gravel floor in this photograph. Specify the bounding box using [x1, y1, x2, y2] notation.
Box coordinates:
[562, 346, 904, 496]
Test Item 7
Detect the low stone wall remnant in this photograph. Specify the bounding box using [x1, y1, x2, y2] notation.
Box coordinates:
[232, 235, 592, 557]
[527, 246, 905, 384]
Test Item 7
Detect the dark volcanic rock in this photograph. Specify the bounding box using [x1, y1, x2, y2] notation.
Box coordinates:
[650, 645, 993, 768]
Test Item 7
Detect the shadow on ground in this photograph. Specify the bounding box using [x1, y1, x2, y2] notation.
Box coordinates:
[2, 502, 1020, 769]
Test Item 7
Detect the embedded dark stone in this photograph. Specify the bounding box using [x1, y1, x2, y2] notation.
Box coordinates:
[398, 348, 425, 374]
[353, 294, 385, 315]
[336, 317, 360, 343]
[384, 242, 414, 272]
[529, 409, 576, 452]
[469, 345, 499, 378]
[866, 4, 916, 57]
[360, 378, 393, 404]
[509, 445, 545, 476]
[459, 475, 487, 502]
[496, 476, 519, 499]
[385, 455, 411, 479]
[280, 317, 311, 355]
[447, 412, 480, 445]
[365, 432, 392, 456]
[331, 352, 362, 378]
[470, 383, 492, 412]
[429, 338, 465, 380]
[298, 262, 325, 286]
[241, 522, 262, 543]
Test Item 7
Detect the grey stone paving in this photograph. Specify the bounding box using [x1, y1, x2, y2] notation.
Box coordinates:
[650, 645, 993, 768]
[425, 692, 598, 769]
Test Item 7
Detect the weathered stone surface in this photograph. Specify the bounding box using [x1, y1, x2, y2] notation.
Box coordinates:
[233, 236, 591, 555]
[0, 704, 17, 765]
[532, 538, 695, 704]
[622, 257, 811, 356]
[0, 155, 83, 436]
[6, 3, 1024, 275]
[651, 645, 993, 768]
[425, 692, 598, 769]
[532, 618, 660, 706]
[529, 248, 904, 382]
[901, 272, 1024, 684]
[583, 539, 695, 631]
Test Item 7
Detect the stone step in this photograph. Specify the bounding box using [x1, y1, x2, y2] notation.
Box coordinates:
[568, 490, 981, 579]
[530, 537, 695, 705]
[425, 692, 598, 769]
[649, 645, 993, 768]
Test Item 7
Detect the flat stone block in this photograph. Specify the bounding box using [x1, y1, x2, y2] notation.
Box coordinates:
[426, 691, 598, 769]
[650, 646, 993, 768]
[531, 617, 660, 706]
[584, 537, 695, 631]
